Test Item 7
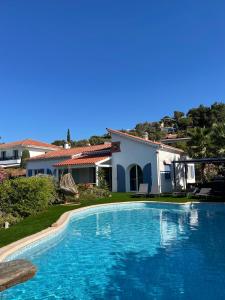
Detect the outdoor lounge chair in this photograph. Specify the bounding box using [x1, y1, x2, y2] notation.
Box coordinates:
[195, 188, 212, 199]
[132, 183, 149, 197]
[187, 187, 199, 197]
[59, 173, 79, 201]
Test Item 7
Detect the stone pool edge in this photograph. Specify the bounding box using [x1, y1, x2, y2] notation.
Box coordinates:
[0, 200, 193, 262]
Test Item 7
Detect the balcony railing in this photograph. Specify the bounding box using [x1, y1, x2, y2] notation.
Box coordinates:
[0, 156, 20, 161]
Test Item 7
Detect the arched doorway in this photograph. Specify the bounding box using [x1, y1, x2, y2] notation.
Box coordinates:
[130, 165, 143, 191]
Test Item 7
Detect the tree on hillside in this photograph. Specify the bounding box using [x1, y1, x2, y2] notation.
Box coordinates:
[134, 122, 165, 141]
[187, 105, 211, 128]
[210, 102, 225, 125]
[160, 116, 174, 127]
[177, 117, 193, 130]
[67, 129, 71, 143]
[20, 150, 30, 169]
[52, 140, 65, 146]
[48, 101, 225, 154]
[89, 136, 105, 145]
[89, 134, 111, 145]
[71, 139, 89, 147]
[173, 111, 184, 122]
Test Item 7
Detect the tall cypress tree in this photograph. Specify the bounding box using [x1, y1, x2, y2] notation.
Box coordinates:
[67, 129, 71, 143]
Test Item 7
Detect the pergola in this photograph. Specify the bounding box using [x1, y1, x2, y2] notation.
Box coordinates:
[172, 157, 225, 191]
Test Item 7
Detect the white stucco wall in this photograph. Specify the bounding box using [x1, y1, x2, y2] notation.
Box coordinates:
[111, 133, 160, 193]
[27, 147, 48, 157]
[158, 149, 183, 193]
[26, 158, 66, 176]
[187, 163, 196, 184]
[158, 150, 195, 191]
[110, 132, 190, 193]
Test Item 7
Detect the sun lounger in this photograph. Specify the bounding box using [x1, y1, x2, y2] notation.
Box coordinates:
[132, 183, 149, 197]
[195, 188, 212, 199]
[187, 187, 199, 197]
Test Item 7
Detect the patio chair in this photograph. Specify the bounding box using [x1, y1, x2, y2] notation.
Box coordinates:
[187, 187, 199, 198]
[195, 188, 212, 200]
[132, 183, 149, 197]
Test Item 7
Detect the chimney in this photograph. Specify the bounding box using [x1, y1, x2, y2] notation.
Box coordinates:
[64, 142, 71, 149]
[143, 132, 149, 140]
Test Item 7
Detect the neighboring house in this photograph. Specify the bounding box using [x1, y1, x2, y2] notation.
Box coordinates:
[0, 139, 60, 168]
[161, 135, 191, 144]
[26, 129, 195, 194]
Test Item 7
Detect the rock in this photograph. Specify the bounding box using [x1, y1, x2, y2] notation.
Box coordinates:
[0, 259, 36, 292]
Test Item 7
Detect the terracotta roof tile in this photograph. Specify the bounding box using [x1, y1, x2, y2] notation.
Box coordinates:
[107, 128, 184, 153]
[0, 139, 60, 150]
[54, 155, 110, 167]
[28, 144, 112, 161]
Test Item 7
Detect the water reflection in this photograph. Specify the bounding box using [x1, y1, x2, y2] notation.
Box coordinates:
[3, 204, 225, 300]
[96, 213, 112, 237]
[159, 207, 198, 247]
[189, 209, 199, 227]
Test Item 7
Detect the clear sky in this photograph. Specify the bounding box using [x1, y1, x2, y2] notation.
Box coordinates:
[1, 0, 225, 143]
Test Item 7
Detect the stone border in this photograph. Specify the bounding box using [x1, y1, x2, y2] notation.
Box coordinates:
[0, 200, 194, 262]
[0, 259, 36, 292]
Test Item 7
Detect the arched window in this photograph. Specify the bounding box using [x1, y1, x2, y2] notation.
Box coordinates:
[130, 165, 143, 191]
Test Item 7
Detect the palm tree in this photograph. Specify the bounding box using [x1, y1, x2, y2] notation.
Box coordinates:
[187, 128, 211, 182]
[210, 123, 225, 157]
[187, 127, 211, 158]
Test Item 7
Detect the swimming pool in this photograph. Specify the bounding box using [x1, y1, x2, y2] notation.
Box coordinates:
[2, 202, 225, 299]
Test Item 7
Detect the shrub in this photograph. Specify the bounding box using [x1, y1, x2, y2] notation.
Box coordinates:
[78, 184, 110, 201]
[97, 169, 110, 190]
[0, 179, 13, 213]
[0, 176, 56, 218]
[0, 168, 8, 183]
[0, 212, 22, 228]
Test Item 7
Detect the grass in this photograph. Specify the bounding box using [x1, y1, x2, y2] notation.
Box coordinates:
[0, 193, 190, 248]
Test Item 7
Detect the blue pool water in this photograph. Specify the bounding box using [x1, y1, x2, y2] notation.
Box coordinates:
[2, 202, 225, 300]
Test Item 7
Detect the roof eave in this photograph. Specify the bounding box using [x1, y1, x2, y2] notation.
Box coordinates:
[107, 128, 159, 148]
[107, 128, 184, 153]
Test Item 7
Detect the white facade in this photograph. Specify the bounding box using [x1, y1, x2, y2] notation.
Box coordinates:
[0, 142, 58, 168]
[24, 130, 195, 194]
[111, 133, 159, 193]
[26, 158, 65, 176]
[110, 130, 195, 193]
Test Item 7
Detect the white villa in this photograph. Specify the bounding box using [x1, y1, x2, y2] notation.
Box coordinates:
[0, 139, 60, 168]
[26, 129, 195, 194]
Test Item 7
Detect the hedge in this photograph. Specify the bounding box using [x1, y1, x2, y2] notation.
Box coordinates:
[0, 176, 56, 219]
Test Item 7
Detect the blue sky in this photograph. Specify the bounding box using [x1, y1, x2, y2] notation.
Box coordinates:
[1, 0, 225, 143]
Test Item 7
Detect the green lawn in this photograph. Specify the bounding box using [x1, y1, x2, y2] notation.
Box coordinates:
[0, 193, 189, 248]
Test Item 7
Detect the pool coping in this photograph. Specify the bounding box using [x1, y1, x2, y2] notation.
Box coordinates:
[0, 200, 202, 262]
